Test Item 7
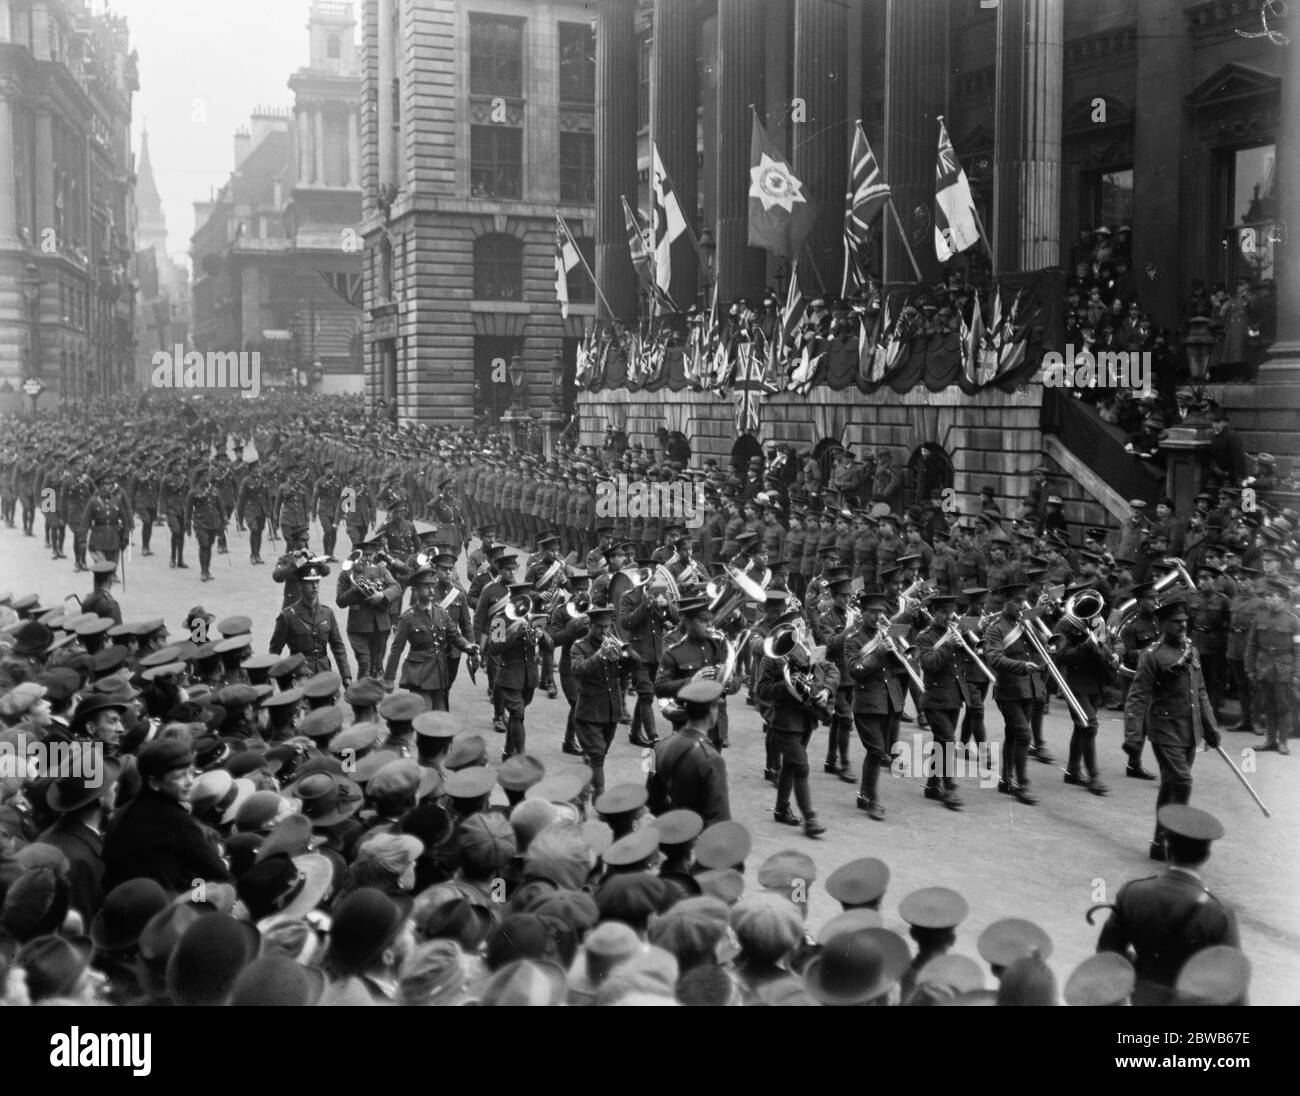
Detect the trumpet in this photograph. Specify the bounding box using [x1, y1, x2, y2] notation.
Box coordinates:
[933, 623, 997, 684]
[599, 633, 631, 661]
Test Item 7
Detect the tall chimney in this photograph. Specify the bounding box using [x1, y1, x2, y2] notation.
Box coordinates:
[234, 126, 251, 169]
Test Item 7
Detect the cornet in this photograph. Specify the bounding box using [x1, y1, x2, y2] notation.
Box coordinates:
[599, 633, 631, 661]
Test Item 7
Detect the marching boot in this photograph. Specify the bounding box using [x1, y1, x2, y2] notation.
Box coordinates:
[773, 767, 801, 826]
[1258, 725, 1279, 752]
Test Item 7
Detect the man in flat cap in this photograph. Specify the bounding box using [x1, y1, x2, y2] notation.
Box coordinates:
[1097, 805, 1239, 1005]
[1124, 596, 1220, 859]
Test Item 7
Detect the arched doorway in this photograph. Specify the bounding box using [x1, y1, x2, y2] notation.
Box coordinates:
[730, 434, 762, 475]
[906, 443, 954, 512]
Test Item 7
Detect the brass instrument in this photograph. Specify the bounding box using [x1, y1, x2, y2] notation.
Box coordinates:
[1012, 607, 1090, 726]
[1107, 558, 1194, 638]
[1054, 588, 1109, 652]
[676, 557, 709, 589]
[933, 623, 997, 683]
[762, 627, 834, 717]
[563, 592, 593, 620]
[651, 563, 681, 613]
[342, 550, 388, 598]
[599, 632, 632, 661]
[869, 621, 926, 692]
[657, 627, 743, 719]
[706, 566, 767, 627]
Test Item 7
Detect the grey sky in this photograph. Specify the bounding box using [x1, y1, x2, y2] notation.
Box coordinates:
[109, 0, 322, 267]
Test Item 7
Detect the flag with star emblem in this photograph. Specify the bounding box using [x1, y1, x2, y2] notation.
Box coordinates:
[747, 115, 818, 259]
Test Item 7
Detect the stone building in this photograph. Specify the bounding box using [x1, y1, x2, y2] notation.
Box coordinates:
[189, 1, 364, 393]
[358, 0, 598, 422]
[133, 127, 191, 389]
[0, 0, 138, 409]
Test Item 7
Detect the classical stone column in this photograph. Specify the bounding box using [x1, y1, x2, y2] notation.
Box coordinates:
[297, 109, 311, 186]
[0, 95, 16, 244]
[34, 110, 53, 242]
[992, 0, 1063, 273]
[1264, 24, 1299, 362]
[715, 0, 766, 302]
[347, 110, 359, 188]
[651, 0, 699, 306]
[1132, 0, 1190, 327]
[883, 0, 946, 285]
[595, 0, 638, 321]
[793, 0, 847, 294]
[314, 109, 326, 184]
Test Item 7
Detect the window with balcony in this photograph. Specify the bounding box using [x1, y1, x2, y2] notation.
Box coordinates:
[559, 132, 595, 204]
[559, 22, 595, 105]
[471, 125, 522, 199]
[473, 234, 523, 300]
[469, 14, 523, 99]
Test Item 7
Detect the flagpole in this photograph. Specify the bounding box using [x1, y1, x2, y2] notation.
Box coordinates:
[885, 198, 923, 282]
[970, 205, 996, 273]
[801, 244, 828, 297]
[558, 211, 620, 321]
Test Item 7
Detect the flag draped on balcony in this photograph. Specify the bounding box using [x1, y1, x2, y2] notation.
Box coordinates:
[650, 143, 687, 301]
[747, 114, 818, 260]
[841, 122, 891, 297]
[934, 117, 981, 262]
[554, 213, 582, 319]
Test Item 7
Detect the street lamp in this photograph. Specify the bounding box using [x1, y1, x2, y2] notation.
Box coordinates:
[1182, 315, 1218, 423]
[507, 353, 527, 411]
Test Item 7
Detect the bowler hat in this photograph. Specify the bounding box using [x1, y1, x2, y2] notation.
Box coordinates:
[804, 928, 910, 1005]
[326, 887, 414, 976]
[166, 912, 260, 1005]
[90, 878, 170, 953]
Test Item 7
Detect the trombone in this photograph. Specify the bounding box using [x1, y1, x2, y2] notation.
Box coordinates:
[1010, 607, 1089, 726]
[854, 619, 926, 693]
[932, 623, 997, 684]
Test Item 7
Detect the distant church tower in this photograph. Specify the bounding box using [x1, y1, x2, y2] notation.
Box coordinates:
[290, 0, 361, 191]
[135, 127, 167, 258]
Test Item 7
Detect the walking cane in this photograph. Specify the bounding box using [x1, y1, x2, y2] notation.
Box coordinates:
[1214, 745, 1271, 817]
[121, 539, 127, 594]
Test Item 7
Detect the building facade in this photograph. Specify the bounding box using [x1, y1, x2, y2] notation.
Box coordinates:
[0, 0, 138, 410]
[359, 0, 598, 423]
[190, 2, 364, 393]
[577, 0, 1296, 533]
[133, 127, 191, 390]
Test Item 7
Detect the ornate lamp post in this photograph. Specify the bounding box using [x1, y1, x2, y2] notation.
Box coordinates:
[1182, 315, 1217, 424]
[541, 350, 568, 460]
[1161, 315, 1219, 515]
[22, 263, 41, 381]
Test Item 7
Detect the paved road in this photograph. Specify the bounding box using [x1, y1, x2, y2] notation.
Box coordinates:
[3, 514, 1297, 1003]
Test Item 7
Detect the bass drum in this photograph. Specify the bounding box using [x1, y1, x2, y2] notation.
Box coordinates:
[607, 569, 637, 642]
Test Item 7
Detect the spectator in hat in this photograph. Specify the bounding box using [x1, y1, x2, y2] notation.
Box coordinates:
[35, 755, 122, 921]
[1244, 578, 1300, 755]
[100, 739, 230, 893]
[1207, 410, 1248, 488]
[17, 935, 106, 1004]
[730, 892, 804, 1002]
[321, 887, 416, 1005]
[338, 832, 424, 902]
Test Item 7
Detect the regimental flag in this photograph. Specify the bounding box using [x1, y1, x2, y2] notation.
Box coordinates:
[934, 118, 981, 262]
[554, 214, 583, 319]
[748, 115, 818, 259]
[623, 195, 676, 314]
[650, 143, 687, 298]
[841, 122, 891, 297]
[961, 292, 986, 387]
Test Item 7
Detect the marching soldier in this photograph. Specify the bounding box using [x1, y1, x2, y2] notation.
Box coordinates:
[956, 588, 992, 759]
[813, 568, 856, 781]
[432, 476, 466, 556]
[13, 448, 39, 537]
[311, 460, 344, 560]
[654, 595, 738, 752]
[235, 456, 272, 564]
[342, 468, 375, 550]
[618, 566, 672, 748]
[79, 471, 131, 566]
[1190, 564, 1231, 719]
[645, 679, 731, 826]
[275, 464, 312, 549]
[185, 468, 225, 582]
[383, 565, 479, 712]
[548, 571, 593, 756]
[485, 581, 549, 761]
[1096, 805, 1239, 1005]
[526, 532, 567, 699]
[1113, 581, 1160, 779]
[268, 560, 352, 684]
[1051, 591, 1117, 795]
[209, 452, 235, 555]
[130, 455, 161, 558]
[983, 580, 1048, 804]
[82, 561, 122, 625]
[912, 595, 966, 811]
[570, 604, 641, 799]
[1124, 596, 1220, 859]
[472, 547, 517, 734]
[336, 535, 401, 680]
[431, 550, 473, 687]
[160, 457, 190, 569]
[1244, 577, 1300, 755]
[755, 621, 835, 838]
